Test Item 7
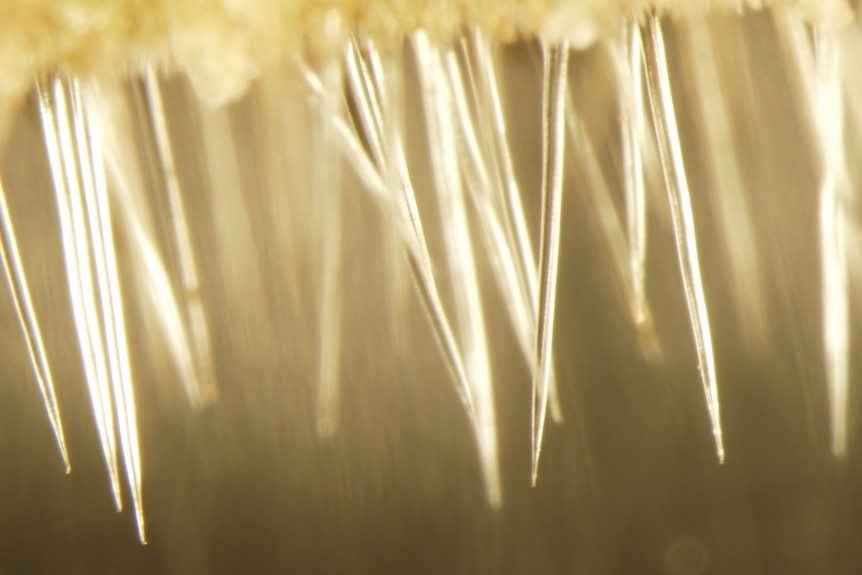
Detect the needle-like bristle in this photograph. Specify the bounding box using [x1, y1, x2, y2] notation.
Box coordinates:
[642, 15, 724, 463]
[531, 42, 569, 486]
[0, 162, 70, 473]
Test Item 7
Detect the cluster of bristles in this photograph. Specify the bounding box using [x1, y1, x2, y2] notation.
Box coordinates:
[0, 0, 859, 545]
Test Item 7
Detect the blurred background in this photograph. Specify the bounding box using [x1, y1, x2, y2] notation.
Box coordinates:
[1, 10, 862, 574]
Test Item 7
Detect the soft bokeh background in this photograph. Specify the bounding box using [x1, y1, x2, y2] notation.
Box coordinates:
[1, 12, 862, 574]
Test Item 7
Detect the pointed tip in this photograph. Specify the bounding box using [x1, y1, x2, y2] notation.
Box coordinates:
[634, 315, 664, 365]
[548, 373, 564, 424]
[57, 440, 71, 474]
[549, 401, 564, 425]
[530, 445, 542, 487]
[486, 483, 503, 510]
[111, 486, 123, 512]
[130, 478, 146, 545]
[479, 445, 504, 509]
[135, 514, 147, 545]
[46, 387, 71, 473]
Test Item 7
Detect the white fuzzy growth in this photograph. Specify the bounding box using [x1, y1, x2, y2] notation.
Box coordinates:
[0, 0, 853, 106]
